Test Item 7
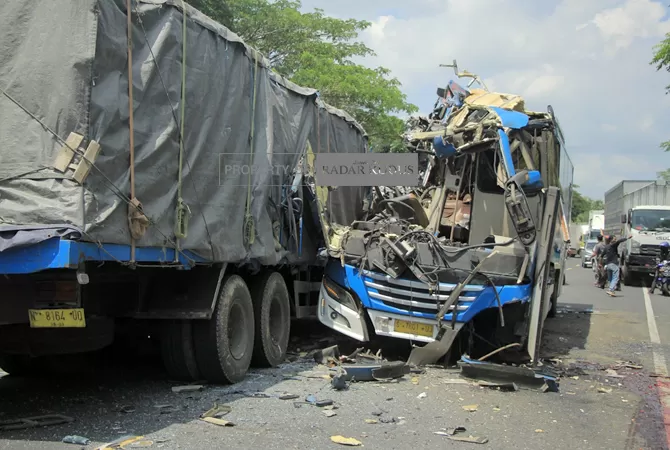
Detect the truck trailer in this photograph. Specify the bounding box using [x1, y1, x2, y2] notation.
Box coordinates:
[604, 180, 670, 284]
[316, 66, 574, 365]
[0, 0, 369, 382]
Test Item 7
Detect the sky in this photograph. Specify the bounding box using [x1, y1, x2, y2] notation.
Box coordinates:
[300, 0, 670, 200]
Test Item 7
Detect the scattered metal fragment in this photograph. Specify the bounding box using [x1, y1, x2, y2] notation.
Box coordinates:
[417, 392, 427, 399]
[332, 361, 409, 382]
[365, 419, 378, 424]
[278, 394, 300, 400]
[201, 404, 232, 419]
[605, 369, 624, 378]
[379, 417, 398, 424]
[535, 429, 544, 433]
[331, 369, 349, 391]
[459, 355, 559, 392]
[323, 410, 337, 418]
[171, 385, 203, 393]
[462, 404, 479, 412]
[597, 387, 613, 394]
[477, 381, 519, 392]
[314, 345, 341, 365]
[316, 399, 334, 407]
[0, 414, 74, 431]
[615, 361, 643, 370]
[62, 435, 91, 445]
[434, 426, 466, 436]
[330, 436, 362, 446]
[96, 435, 149, 449]
[448, 435, 489, 444]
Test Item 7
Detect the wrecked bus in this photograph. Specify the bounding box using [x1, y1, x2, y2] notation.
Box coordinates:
[317, 66, 573, 365]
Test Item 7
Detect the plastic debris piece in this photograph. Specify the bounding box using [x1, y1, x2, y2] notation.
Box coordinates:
[171, 385, 203, 393]
[62, 435, 91, 445]
[411, 377, 419, 385]
[279, 394, 299, 400]
[305, 395, 317, 404]
[448, 435, 489, 444]
[316, 399, 334, 407]
[597, 387, 613, 394]
[127, 440, 154, 448]
[462, 404, 479, 412]
[201, 404, 232, 419]
[365, 419, 378, 424]
[200, 417, 235, 427]
[330, 436, 362, 446]
[535, 429, 544, 433]
[417, 392, 427, 399]
[323, 410, 337, 418]
[96, 435, 147, 449]
[331, 370, 349, 391]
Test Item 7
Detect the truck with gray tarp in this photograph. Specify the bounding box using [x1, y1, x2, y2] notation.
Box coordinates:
[0, 0, 368, 383]
[604, 180, 670, 284]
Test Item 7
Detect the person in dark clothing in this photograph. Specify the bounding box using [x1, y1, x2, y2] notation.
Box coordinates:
[592, 235, 606, 288]
[602, 235, 631, 296]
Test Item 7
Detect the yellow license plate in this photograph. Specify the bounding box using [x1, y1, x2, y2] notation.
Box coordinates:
[28, 308, 86, 328]
[394, 319, 434, 338]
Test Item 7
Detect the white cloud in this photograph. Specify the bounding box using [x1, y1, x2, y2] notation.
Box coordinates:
[299, 0, 670, 198]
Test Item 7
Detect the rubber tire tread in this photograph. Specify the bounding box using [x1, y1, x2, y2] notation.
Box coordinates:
[193, 275, 254, 384]
[249, 271, 291, 367]
[161, 320, 200, 381]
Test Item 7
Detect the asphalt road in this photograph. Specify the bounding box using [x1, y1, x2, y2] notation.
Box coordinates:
[0, 263, 669, 450]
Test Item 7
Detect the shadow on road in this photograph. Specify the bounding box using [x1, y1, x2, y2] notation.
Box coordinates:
[0, 319, 351, 446]
[541, 302, 594, 359]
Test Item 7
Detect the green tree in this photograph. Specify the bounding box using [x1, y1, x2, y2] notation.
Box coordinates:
[651, 28, 670, 153]
[188, 0, 417, 150]
[571, 186, 603, 223]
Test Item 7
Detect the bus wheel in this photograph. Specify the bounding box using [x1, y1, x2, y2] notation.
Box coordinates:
[193, 275, 254, 384]
[250, 272, 291, 367]
[161, 320, 200, 381]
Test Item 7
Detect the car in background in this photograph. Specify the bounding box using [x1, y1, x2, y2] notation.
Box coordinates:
[581, 239, 598, 268]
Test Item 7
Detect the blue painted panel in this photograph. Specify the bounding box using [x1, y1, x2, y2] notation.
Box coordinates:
[490, 107, 529, 129]
[327, 262, 532, 324]
[0, 238, 208, 274]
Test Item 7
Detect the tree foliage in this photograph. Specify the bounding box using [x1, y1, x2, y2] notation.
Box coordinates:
[571, 187, 603, 223]
[188, 0, 417, 149]
[651, 26, 670, 155]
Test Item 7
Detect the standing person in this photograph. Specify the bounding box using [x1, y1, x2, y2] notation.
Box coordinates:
[592, 235, 606, 288]
[602, 235, 631, 296]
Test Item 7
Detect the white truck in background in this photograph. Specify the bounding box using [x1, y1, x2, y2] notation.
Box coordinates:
[604, 180, 670, 285]
[568, 223, 588, 257]
[586, 210, 604, 241]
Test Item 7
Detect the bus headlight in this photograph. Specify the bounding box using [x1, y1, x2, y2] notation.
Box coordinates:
[322, 276, 358, 311]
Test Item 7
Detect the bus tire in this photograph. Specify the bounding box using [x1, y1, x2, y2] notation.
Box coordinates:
[193, 275, 254, 384]
[161, 320, 200, 381]
[250, 271, 291, 367]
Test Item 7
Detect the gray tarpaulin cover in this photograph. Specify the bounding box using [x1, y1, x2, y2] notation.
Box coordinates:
[0, 0, 368, 264]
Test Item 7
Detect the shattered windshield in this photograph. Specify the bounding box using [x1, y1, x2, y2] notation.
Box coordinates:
[631, 210, 670, 231]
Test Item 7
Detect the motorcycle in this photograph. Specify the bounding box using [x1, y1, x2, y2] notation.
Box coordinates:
[649, 258, 670, 296]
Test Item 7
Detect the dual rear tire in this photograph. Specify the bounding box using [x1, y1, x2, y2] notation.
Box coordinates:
[161, 272, 290, 384]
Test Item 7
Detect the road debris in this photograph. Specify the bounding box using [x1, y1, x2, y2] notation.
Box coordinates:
[435, 426, 488, 444]
[614, 361, 643, 370]
[417, 392, 427, 399]
[171, 385, 204, 393]
[365, 419, 378, 424]
[331, 369, 349, 391]
[62, 435, 91, 445]
[323, 410, 337, 418]
[462, 404, 479, 412]
[330, 435, 362, 446]
[96, 435, 150, 449]
[119, 405, 135, 414]
[199, 404, 234, 427]
[459, 355, 559, 392]
[535, 429, 544, 433]
[477, 381, 519, 392]
[314, 345, 340, 366]
[597, 387, 613, 394]
[0, 414, 74, 431]
[278, 394, 300, 400]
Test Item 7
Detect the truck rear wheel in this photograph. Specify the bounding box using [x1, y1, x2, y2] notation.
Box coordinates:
[250, 272, 291, 367]
[161, 320, 200, 381]
[622, 261, 633, 286]
[193, 275, 254, 384]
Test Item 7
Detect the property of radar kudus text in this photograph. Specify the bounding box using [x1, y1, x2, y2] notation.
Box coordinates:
[315, 153, 419, 186]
